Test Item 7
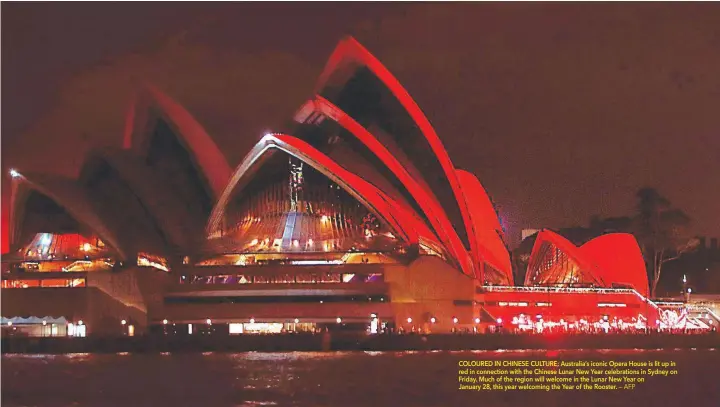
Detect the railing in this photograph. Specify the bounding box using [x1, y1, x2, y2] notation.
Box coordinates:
[481, 285, 661, 310]
[177, 263, 389, 278]
[687, 305, 720, 322]
[482, 285, 637, 295]
[6, 259, 115, 273]
[191, 251, 399, 268]
[653, 301, 686, 307]
[179, 272, 384, 285]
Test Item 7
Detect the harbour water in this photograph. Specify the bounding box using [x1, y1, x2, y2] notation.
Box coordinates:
[3, 349, 719, 406]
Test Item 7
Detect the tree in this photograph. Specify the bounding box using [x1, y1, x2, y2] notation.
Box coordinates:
[632, 187, 698, 297]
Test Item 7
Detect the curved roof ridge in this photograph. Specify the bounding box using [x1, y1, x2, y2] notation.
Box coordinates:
[524, 229, 649, 296]
[313, 36, 478, 276]
[122, 85, 231, 201]
[455, 170, 503, 234]
[80, 147, 204, 252]
[579, 232, 635, 249]
[302, 96, 474, 277]
[207, 134, 445, 251]
[524, 229, 604, 286]
[8, 172, 127, 260]
[455, 169, 511, 283]
[579, 233, 649, 297]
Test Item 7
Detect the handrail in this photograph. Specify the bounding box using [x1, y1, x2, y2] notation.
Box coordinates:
[482, 285, 636, 294]
[687, 305, 720, 322]
[482, 285, 661, 310]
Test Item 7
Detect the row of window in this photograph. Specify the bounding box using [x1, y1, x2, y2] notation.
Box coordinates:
[481, 301, 640, 309]
[1, 279, 86, 288]
[179, 273, 384, 285]
[164, 295, 389, 304]
[9, 259, 113, 273]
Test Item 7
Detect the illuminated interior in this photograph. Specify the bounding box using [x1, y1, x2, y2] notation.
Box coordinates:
[0, 317, 70, 337]
[484, 264, 510, 286]
[207, 154, 406, 260]
[9, 233, 116, 272]
[525, 239, 603, 287]
[195, 251, 399, 267]
[137, 252, 170, 272]
[19, 233, 109, 260]
[228, 322, 316, 334]
[1, 278, 86, 288]
[179, 271, 383, 285]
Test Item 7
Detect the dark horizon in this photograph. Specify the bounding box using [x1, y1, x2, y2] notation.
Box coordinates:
[3, 2, 719, 252]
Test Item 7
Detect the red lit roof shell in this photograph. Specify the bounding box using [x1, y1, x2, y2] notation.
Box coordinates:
[313, 37, 480, 278]
[297, 96, 474, 277]
[579, 233, 649, 298]
[207, 134, 442, 251]
[525, 229, 649, 297]
[455, 170, 512, 283]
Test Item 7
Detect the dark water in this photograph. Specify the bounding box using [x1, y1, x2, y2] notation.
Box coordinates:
[3, 349, 719, 406]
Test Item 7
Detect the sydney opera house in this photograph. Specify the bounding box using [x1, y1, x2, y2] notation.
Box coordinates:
[2, 38, 716, 337]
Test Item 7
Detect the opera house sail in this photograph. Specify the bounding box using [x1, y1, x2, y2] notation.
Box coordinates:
[2, 37, 716, 338]
[2, 86, 230, 337]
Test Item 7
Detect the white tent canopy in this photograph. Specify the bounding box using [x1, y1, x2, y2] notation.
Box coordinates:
[1, 316, 68, 325]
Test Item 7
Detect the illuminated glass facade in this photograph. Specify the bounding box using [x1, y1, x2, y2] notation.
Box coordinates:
[209, 153, 402, 257]
[526, 240, 603, 287]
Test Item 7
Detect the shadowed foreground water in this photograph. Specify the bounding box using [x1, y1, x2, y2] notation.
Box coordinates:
[3, 349, 719, 406]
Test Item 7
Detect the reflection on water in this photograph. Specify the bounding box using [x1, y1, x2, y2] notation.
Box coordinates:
[3, 349, 719, 406]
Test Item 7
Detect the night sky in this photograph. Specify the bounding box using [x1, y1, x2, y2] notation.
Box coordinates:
[2, 3, 719, 252]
